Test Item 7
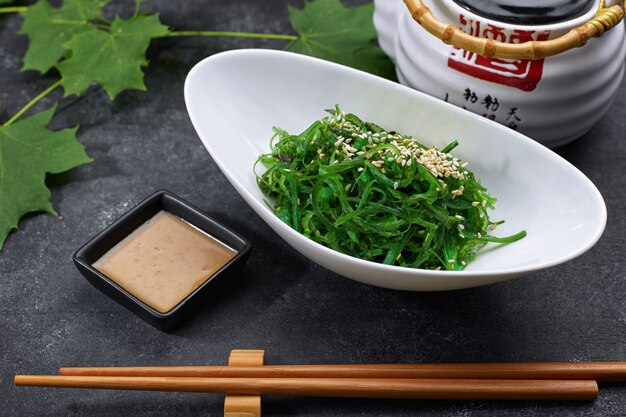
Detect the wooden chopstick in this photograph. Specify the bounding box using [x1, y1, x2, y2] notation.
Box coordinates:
[58, 362, 626, 381]
[14, 375, 598, 401]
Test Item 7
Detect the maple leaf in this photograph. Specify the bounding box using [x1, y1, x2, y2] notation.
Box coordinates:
[286, 0, 396, 80]
[57, 14, 170, 100]
[19, 0, 108, 74]
[0, 106, 91, 250]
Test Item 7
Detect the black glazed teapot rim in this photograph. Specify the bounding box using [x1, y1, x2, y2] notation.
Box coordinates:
[450, 0, 597, 26]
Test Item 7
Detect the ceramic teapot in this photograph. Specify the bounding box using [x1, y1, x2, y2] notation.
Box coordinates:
[374, 0, 625, 147]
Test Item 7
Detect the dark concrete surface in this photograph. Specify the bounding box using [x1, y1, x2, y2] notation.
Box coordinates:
[1, 1, 625, 416]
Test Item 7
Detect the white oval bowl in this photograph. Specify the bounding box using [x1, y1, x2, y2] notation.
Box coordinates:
[184, 49, 606, 291]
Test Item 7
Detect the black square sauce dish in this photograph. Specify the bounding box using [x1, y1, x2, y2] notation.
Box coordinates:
[73, 190, 251, 331]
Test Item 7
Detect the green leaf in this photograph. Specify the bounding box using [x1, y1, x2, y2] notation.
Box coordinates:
[19, 0, 108, 74]
[0, 106, 92, 250]
[57, 14, 169, 100]
[286, 0, 396, 80]
[0, 0, 15, 4]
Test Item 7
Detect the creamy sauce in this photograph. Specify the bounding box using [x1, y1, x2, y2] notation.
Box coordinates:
[93, 211, 237, 313]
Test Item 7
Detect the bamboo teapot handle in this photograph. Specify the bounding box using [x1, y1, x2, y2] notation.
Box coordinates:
[403, 0, 625, 60]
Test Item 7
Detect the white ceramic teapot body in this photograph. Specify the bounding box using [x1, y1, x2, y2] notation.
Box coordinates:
[374, 0, 625, 147]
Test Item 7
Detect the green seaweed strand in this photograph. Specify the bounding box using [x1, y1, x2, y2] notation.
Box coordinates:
[255, 107, 526, 271]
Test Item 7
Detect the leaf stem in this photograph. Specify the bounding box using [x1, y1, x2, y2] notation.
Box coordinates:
[95, 16, 112, 24]
[3, 79, 63, 128]
[0, 6, 29, 13]
[157, 30, 298, 41]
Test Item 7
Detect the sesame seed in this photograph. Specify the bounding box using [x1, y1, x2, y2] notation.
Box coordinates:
[471, 201, 480, 207]
[482, 200, 487, 207]
[357, 167, 364, 172]
[327, 116, 468, 185]
[458, 224, 465, 230]
[448, 259, 455, 263]
[393, 181, 399, 189]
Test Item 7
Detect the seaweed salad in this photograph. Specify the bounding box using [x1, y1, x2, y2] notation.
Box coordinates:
[255, 107, 526, 271]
